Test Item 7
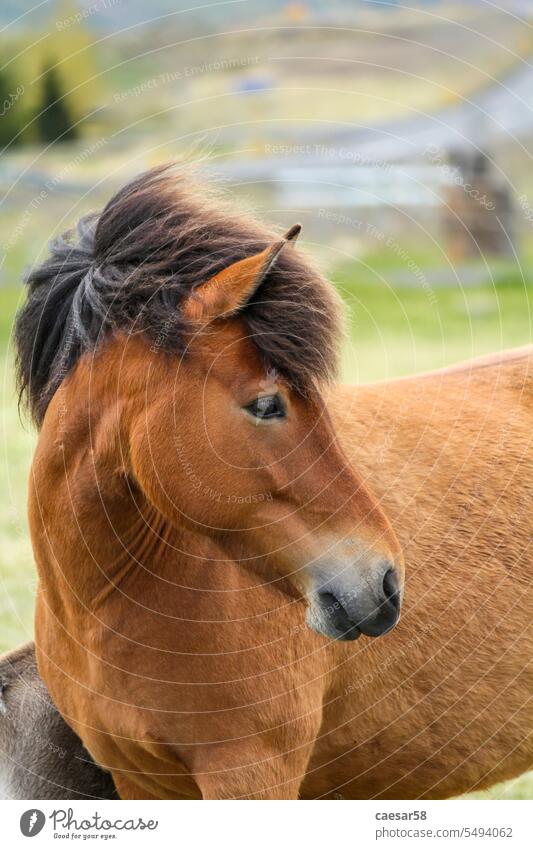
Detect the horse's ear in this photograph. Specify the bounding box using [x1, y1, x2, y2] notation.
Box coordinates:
[283, 223, 301, 246]
[183, 224, 302, 323]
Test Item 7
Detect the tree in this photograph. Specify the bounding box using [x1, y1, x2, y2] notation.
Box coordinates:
[0, 67, 23, 150]
[36, 63, 78, 143]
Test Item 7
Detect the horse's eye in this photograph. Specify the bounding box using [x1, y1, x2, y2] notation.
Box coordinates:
[245, 394, 286, 421]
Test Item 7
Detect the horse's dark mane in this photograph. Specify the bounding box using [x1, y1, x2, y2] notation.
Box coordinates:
[14, 164, 342, 427]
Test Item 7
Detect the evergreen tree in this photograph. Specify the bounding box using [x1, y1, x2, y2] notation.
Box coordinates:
[0, 67, 23, 150]
[36, 63, 78, 143]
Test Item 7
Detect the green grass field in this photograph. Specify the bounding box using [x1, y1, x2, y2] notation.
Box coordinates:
[0, 264, 531, 800]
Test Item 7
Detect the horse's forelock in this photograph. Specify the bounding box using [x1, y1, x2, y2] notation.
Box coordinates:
[14, 165, 342, 427]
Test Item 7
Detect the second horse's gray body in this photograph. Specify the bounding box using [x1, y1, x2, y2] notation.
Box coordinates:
[0, 642, 117, 799]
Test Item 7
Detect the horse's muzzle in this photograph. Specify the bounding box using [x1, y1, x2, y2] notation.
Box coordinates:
[306, 564, 402, 641]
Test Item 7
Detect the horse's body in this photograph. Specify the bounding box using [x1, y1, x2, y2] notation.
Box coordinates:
[16, 167, 532, 799]
[311, 349, 533, 798]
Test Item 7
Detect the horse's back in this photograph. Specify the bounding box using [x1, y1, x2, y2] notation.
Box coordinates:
[382, 344, 533, 392]
[428, 344, 533, 376]
[0, 642, 117, 799]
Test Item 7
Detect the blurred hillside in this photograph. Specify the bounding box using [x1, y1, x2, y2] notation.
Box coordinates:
[2, 0, 533, 288]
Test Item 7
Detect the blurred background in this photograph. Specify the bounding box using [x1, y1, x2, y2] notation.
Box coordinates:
[1, 0, 532, 798]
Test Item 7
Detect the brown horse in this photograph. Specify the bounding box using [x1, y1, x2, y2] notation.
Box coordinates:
[15, 166, 532, 799]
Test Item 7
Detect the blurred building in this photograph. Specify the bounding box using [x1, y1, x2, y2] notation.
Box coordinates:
[443, 151, 515, 260]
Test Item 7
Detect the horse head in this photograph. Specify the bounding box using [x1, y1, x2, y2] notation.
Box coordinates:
[17, 166, 403, 641]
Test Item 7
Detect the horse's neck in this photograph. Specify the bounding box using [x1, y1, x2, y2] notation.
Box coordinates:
[32, 430, 299, 637]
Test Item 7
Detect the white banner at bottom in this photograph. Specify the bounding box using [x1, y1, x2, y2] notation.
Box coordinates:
[1, 798, 530, 848]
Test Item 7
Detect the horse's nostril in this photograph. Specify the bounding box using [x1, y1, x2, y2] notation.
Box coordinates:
[382, 568, 401, 610]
